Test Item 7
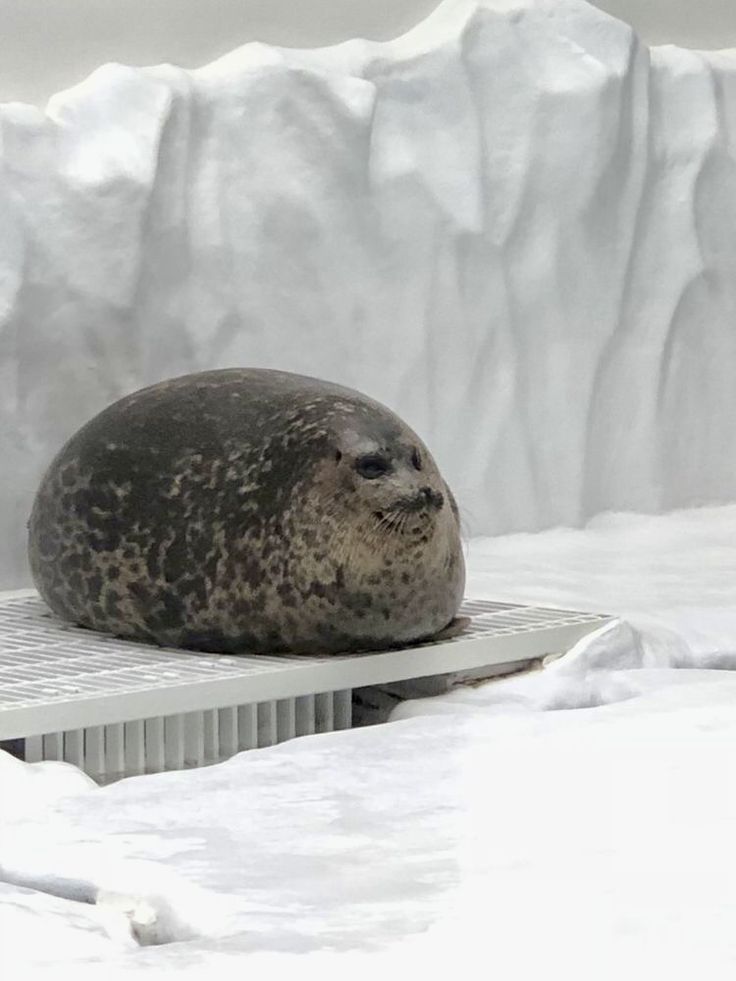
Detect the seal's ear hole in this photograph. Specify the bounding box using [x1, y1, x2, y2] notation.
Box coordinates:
[355, 454, 391, 480]
[411, 448, 423, 471]
[335, 450, 343, 462]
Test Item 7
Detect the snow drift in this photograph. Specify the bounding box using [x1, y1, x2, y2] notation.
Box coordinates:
[3, 0, 736, 586]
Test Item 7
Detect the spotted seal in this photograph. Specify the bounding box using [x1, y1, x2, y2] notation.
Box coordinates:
[27, 368, 465, 654]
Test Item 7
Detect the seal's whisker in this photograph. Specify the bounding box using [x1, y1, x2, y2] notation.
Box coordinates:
[373, 510, 403, 536]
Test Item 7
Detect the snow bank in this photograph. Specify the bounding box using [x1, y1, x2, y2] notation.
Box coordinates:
[8, 666, 736, 976]
[3, 0, 736, 585]
[0, 747, 96, 822]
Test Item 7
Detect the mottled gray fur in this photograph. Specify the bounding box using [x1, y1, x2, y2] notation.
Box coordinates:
[28, 369, 465, 654]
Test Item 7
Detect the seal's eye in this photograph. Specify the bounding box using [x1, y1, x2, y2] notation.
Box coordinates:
[335, 450, 343, 462]
[411, 448, 422, 471]
[355, 454, 390, 480]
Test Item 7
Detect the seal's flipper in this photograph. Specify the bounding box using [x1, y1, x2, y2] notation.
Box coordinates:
[429, 615, 471, 643]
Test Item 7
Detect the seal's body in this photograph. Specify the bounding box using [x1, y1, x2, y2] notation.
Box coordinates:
[28, 369, 465, 654]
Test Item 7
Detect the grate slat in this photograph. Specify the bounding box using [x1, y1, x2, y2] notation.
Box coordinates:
[314, 692, 334, 733]
[333, 690, 352, 731]
[237, 704, 258, 751]
[183, 712, 204, 768]
[63, 729, 84, 769]
[144, 718, 165, 774]
[218, 707, 238, 758]
[276, 699, 296, 743]
[164, 716, 184, 772]
[257, 701, 277, 748]
[106, 723, 125, 777]
[295, 695, 316, 736]
[85, 726, 105, 781]
[203, 710, 219, 763]
[123, 720, 144, 776]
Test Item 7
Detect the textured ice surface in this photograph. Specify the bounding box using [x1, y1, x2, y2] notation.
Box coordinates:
[4, 0, 736, 586]
[4, 504, 736, 974]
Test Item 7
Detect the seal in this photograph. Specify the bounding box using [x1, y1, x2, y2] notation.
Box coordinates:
[28, 368, 465, 654]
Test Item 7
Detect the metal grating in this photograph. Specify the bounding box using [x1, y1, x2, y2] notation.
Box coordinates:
[20, 691, 353, 784]
[0, 592, 610, 781]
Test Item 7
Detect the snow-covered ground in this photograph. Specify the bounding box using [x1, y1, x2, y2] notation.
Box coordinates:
[3, 504, 736, 978]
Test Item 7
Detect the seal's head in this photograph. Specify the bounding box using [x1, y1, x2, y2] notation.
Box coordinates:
[329, 431, 455, 545]
[343, 442, 445, 528]
[288, 400, 464, 651]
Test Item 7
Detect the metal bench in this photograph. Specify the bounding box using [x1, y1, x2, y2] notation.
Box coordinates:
[0, 591, 610, 783]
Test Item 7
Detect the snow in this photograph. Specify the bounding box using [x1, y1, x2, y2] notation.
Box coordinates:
[0, 882, 140, 963]
[5, 0, 736, 586]
[3, 504, 736, 975]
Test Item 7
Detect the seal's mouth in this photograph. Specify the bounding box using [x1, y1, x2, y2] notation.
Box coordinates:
[373, 488, 445, 535]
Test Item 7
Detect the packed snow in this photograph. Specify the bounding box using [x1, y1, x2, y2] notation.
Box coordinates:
[4, 0, 736, 586]
[2, 503, 736, 976]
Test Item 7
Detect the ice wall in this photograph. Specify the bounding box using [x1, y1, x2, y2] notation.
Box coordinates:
[2, 0, 736, 588]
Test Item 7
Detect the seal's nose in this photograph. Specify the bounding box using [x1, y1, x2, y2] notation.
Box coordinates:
[419, 486, 444, 510]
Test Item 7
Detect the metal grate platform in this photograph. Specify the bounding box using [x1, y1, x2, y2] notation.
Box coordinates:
[0, 592, 610, 782]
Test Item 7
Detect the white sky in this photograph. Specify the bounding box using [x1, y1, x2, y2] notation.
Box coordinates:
[1, 0, 735, 106]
